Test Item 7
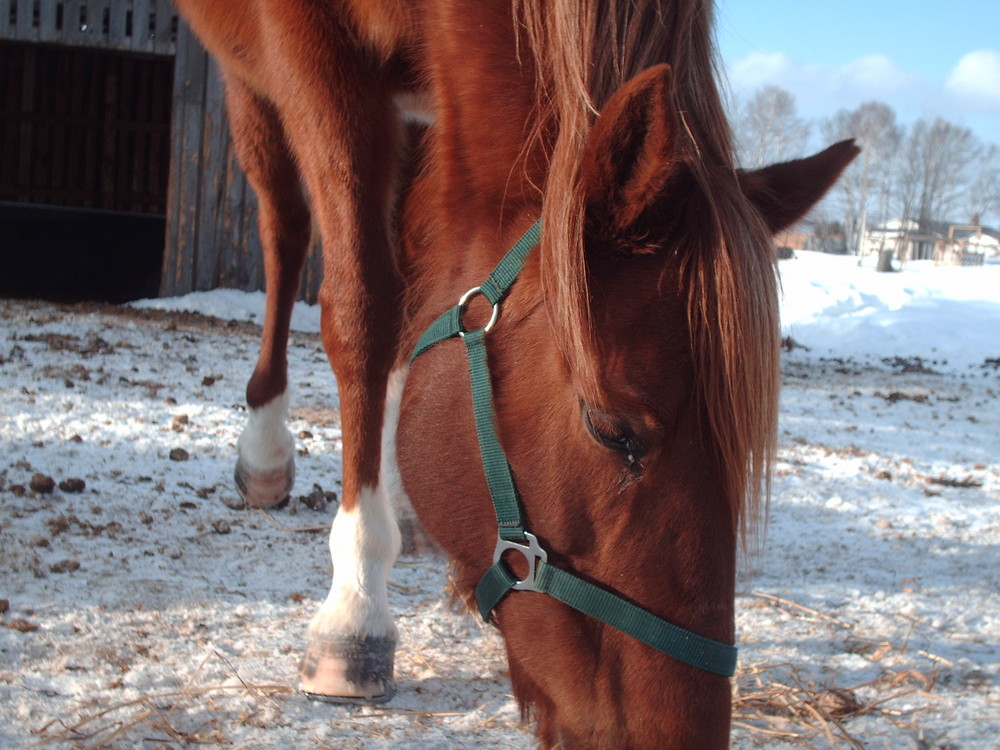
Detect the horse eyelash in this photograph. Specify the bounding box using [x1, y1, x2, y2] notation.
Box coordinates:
[582, 403, 646, 470]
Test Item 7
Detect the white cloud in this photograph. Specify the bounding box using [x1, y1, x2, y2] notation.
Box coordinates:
[729, 50, 795, 89]
[945, 50, 1000, 109]
[725, 50, 935, 132]
[727, 51, 920, 105]
[835, 54, 917, 95]
[724, 49, 1000, 147]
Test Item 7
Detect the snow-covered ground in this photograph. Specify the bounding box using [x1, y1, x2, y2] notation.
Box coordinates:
[1, 251, 998, 748]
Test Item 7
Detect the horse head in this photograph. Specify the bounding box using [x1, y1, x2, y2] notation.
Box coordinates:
[398, 64, 857, 748]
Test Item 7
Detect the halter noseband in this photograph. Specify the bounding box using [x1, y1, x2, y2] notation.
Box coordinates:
[411, 220, 737, 677]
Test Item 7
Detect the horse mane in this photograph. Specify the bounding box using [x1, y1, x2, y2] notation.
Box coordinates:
[517, 0, 779, 536]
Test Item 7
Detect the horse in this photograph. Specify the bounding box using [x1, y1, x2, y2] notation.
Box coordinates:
[172, 1, 858, 746]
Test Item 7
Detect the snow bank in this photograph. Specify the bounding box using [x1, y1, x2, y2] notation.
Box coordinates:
[779, 252, 1000, 370]
[131, 289, 322, 334]
[131, 251, 1000, 372]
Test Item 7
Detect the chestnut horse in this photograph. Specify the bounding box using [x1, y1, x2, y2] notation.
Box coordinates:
[173, 0, 857, 746]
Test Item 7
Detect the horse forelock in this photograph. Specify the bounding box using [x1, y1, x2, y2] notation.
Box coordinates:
[517, 0, 777, 537]
[680, 173, 780, 541]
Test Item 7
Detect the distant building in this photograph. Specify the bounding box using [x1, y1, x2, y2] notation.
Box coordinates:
[937, 226, 998, 265]
[862, 219, 997, 266]
[774, 223, 849, 256]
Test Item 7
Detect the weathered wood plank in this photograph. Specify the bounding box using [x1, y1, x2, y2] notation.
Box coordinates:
[49, 47, 71, 199]
[116, 53, 134, 210]
[14, 0, 35, 41]
[148, 57, 170, 211]
[163, 22, 204, 296]
[0, 45, 18, 199]
[153, 0, 175, 55]
[58, 1, 81, 45]
[99, 52, 118, 209]
[65, 47, 87, 204]
[81, 46, 102, 208]
[87, 2, 104, 42]
[132, 0, 152, 53]
[108, 0, 127, 49]
[32, 46, 51, 191]
[16, 44, 35, 194]
[2, 47, 16, 185]
[194, 56, 228, 290]
[134, 57, 151, 210]
[0, 1, 12, 38]
[220, 95, 250, 291]
[37, 0, 57, 40]
[162, 20, 273, 298]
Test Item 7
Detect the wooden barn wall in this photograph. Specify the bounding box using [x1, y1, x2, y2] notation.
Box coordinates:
[0, 40, 173, 213]
[162, 24, 257, 298]
[1, 2, 323, 301]
[162, 24, 323, 302]
[0, 0, 177, 54]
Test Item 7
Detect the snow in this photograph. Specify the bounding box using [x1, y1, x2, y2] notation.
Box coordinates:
[131, 288, 323, 334]
[1, 251, 998, 748]
[779, 252, 1000, 370]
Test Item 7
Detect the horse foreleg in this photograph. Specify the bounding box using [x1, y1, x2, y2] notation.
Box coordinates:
[265, 43, 407, 700]
[223, 77, 311, 509]
[298, 293, 405, 703]
[298, 370, 406, 701]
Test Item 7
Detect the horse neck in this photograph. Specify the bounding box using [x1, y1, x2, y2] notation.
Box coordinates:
[396, 129, 544, 365]
[422, 6, 547, 202]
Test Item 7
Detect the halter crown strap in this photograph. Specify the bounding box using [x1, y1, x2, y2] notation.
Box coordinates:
[411, 218, 738, 677]
[411, 220, 541, 360]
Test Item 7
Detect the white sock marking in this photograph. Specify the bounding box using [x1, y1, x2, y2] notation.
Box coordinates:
[309, 368, 409, 638]
[313, 484, 401, 638]
[237, 390, 295, 471]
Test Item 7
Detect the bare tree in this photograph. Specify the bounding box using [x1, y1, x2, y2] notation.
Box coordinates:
[730, 92, 998, 231]
[735, 85, 811, 168]
[967, 144, 1000, 227]
[821, 102, 902, 252]
[894, 131, 922, 229]
[899, 118, 980, 232]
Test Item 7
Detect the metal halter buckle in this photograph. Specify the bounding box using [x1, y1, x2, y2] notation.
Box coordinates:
[457, 286, 500, 336]
[493, 532, 548, 592]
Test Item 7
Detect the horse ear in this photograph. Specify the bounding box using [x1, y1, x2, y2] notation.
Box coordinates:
[582, 64, 679, 233]
[739, 140, 861, 235]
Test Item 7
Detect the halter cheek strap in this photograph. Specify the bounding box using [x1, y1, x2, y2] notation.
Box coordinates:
[410, 219, 737, 678]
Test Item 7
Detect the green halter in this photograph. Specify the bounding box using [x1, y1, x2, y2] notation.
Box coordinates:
[411, 219, 737, 677]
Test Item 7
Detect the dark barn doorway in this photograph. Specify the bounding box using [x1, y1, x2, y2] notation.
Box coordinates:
[0, 39, 173, 303]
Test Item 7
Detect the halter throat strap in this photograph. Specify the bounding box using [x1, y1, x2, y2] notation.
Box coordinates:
[410, 219, 737, 677]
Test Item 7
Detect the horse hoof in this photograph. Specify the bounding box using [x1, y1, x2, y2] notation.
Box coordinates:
[233, 456, 295, 508]
[299, 634, 396, 704]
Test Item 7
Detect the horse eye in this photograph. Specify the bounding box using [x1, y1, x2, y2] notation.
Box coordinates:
[582, 404, 645, 468]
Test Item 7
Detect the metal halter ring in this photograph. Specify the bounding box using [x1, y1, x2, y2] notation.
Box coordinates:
[457, 286, 500, 336]
[493, 532, 548, 592]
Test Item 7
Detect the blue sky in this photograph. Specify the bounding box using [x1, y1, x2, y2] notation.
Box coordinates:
[716, 0, 1000, 147]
